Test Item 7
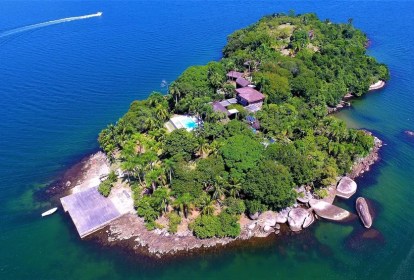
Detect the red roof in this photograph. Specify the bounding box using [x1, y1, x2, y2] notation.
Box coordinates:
[235, 87, 265, 103]
[226, 71, 243, 79]
[236, 77, 251, 87]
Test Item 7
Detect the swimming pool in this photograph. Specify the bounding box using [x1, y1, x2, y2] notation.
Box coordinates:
[181, 117, 198, 130]
[169, 115, 198, 131]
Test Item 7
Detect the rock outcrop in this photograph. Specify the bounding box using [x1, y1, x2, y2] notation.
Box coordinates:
[356, 197, 373, 228]
[309, 199, 350, 221]
[336, 177, 357, 199]
[287, 208, 311, 231]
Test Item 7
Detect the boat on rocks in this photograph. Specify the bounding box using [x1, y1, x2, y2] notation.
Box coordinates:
[356, 197, 373, 228]
[336, 177, 357, 199]
[309, 199, 350, 221]
[41, 207, 58, 217]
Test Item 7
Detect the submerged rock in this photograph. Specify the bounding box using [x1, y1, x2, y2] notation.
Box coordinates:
[287, 208, 309, 232]
[356, 197, 373, 228]
[336, 177, 357, 199]
[309, 199, 350, 221]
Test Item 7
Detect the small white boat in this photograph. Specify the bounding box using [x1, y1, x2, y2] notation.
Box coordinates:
[41, 207, 58, 217]
[96, 12, 103, 16]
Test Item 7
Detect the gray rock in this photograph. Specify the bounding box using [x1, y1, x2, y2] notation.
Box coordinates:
[287, 208, 309, 232]
[303, 212, 315, 228]
[356, 197, 373, 228]
[263, 225, 272, 232]
[249, 212, 260, 220]
[336, 177, 357, 199]
[247, 223, 256, 230]
[309, 199, 350, 221]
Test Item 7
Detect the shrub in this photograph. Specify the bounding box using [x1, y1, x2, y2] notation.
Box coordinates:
[167, 212, 182, 233]
[224, 198, 246, 215]
[98, 170, 117, 197]
[191, 212, 240, 238]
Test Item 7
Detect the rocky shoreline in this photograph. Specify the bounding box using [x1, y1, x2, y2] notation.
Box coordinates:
[328, 81, 386, 114]
[52, 130, 382, 257]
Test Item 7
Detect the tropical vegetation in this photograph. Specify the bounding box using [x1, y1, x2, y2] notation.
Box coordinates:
[98, 13, 388, 238]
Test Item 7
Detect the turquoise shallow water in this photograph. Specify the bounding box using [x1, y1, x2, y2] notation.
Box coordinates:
[1, 1, 414, 279]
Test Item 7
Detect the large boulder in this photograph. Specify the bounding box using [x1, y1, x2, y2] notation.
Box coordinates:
[309, 199, 350, 221]
[356, 197, 373, 228]
[303, 212, 315, 228]
[257, 211, 278, 228]
[336, 177, 357, 199]
[287, 208, 310, 232]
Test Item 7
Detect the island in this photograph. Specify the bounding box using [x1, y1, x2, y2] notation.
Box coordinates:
[59, 12, 389, 255]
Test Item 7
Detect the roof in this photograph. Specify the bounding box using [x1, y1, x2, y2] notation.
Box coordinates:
[235, 87, 265, 103]
[245, 103, 263, 113]
[61, 187, 122, 238]
[226, 71, 243, 79]
[236, 77, 251, 87]
[212, 101, 230, 116]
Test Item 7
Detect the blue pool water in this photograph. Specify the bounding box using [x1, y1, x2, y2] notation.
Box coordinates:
[182, 117, 198, 130]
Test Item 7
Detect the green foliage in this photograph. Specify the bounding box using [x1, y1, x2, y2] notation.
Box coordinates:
[224, 198, 246, 215]
[164, 129, 198, 160]
[167, 212, 182, 233]
[245, 200, 267, 215]
[97, 13, 386, 239]
[98, 171, 117, 197]
[191, 212, 240, 239]
[219, 134, 264, 182]
[244, 160, 297, 209]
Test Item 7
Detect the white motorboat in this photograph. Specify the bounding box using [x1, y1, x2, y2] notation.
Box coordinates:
[41, 207, 58, 217]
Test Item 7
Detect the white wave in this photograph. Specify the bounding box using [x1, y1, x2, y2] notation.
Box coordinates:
[0, 12, 102, 38]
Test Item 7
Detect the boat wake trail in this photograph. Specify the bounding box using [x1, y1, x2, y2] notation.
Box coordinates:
[0, 12, 102, 39]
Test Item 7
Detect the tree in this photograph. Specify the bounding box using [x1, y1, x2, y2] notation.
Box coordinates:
[173, 193, 194, 218]
[163, 129, 198, 160]
[244, 160, 296, 209]
[197, 193, 216, 216]
[219, 134, 264, 182]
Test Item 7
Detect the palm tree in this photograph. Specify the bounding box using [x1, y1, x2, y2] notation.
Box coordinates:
[169, 82, 181, 105]
[173, 193, 193, 218]
[196, 138, 210, 158]
[155, 104, 169, 121]
[211, 176, 227, 201]
[228, 179, 242, 198]
[163, 158, 175, 183]
[198, 195, 215, 216]
[144, 117, 158, 131]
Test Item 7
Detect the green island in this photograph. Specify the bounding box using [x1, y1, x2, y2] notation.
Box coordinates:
[95, 13, 388, 242]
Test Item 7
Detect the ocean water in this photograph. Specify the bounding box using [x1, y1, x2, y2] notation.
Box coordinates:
[1, 1, 414, 279]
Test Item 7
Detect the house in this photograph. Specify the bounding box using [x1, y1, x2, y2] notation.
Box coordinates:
[235, 77, 251, 88]
[212, 101, 231, 117]
[226, 71, 243, 81]
[235, 87, 265, 106]
[211, 99, 239, 118]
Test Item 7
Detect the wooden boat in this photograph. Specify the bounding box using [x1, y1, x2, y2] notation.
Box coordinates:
[356, 197, 372, 228]
[41, 207, 58, 217]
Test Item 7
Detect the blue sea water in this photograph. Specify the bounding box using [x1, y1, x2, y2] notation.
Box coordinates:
[1, 1, 414, 279]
